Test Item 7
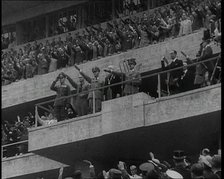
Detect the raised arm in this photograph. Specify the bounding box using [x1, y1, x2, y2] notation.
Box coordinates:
[58, 167, 64, 179]
[50, 75, 59, 91]
[35, 107, 44, 126]
[62, 73, 78, 89]
[74, 64, 92, 83]
[104, 68, 125, 78]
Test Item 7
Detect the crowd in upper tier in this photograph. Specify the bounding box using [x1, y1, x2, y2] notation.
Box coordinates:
[2, 0, 221, 86]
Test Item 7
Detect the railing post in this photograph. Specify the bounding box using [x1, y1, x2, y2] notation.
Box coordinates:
[157, 73, 161, 98]
[35, 105, 38, 127]
[93, 91, 96, 114]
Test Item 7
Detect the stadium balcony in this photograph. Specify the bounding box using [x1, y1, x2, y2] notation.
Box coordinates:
[2, 29, 221, 109]
[2, 52, 221, 178]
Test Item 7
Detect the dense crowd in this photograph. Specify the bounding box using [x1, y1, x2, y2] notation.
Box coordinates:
[54, 149, 221, 179]
[2, 113, 35, 157]
[2, 0, 221, 86]
[1, 105, 79, 158]
[2, 34, 16, 50]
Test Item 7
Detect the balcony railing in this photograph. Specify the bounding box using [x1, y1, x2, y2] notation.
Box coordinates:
[2, 54, 221, 159]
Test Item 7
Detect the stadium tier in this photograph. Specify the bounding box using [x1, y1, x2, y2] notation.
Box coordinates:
[2, 0, 221, 179]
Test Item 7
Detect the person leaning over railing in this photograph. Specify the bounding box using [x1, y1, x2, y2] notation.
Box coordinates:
[35, 107, 57, 126]
[50, 73, 71, 122]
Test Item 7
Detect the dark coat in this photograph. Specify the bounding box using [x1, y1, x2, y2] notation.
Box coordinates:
[50, 81, 71, 107]
[161, 59, 184, 88]
[198, 44, 214, 73]
[104, 73, 123, 100]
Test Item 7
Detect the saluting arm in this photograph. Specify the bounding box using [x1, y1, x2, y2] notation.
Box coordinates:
[50, 78, 58, 91]
[74, 64, 92, 83]
[66, 75, 79, 89]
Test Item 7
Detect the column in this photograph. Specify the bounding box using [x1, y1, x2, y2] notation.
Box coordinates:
[45, 15, 49, 38]
[15, 22, 23, 45]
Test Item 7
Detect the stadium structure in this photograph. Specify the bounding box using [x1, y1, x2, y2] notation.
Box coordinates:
[2, 0, 221, 179]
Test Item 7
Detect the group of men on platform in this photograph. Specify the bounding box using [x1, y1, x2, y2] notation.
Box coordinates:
[50, 57, 141, 122]
[50, 29, 220, 122]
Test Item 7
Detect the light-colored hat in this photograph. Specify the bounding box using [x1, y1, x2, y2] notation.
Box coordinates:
[166, 169, 183, 179]
[130, 165, 137, 170]
[139, 162, 154, 172]
[107, 65, 115, 70]
[198, 155, 212, 168]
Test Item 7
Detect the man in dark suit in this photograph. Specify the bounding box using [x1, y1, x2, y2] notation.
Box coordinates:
[172, 150, 192, 179]
[104, 65, 123, 100]
[63, 73, 89, 117]
[161, 50, 184, 94]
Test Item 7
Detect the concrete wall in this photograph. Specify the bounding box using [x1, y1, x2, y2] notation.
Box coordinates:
[2, 153, 68, 179]
[28, 84, 221, 151]
[2, 30, 220, 109]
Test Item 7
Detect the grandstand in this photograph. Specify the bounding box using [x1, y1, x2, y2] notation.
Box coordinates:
[2, 0, 221, 179]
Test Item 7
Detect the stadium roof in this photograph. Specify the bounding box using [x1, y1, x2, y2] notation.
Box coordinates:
[2, 0, 87, 26]
[2, 1, 51, 17]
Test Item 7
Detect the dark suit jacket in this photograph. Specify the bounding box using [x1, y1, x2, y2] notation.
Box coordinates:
[104, 73, 123, 100]
[198, 45, 214, 73]
[162, 58, 184, 80]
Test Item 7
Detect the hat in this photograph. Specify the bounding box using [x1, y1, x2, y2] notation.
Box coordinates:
[211, 155, 221, 169]
[139, 162, 154, 172]
[130, 165, 137, 170]
[199, 155, 212, 168]
[109, 168, 122, 178]
[92, 66, 100, 73]
[72, 170, 82, 179]
[166, 169, 183, 179]
[127, 58, 137, 66]
[173, 150, 186, 160]
[107, 65, 115, 71]
[202, 29, 211, 41]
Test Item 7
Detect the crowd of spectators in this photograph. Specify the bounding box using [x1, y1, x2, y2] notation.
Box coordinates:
[55, 149, 221, 179]
[2, 112, 35, 157]
[2, 0, 221, 86]
[1, 105, 78, 158]
[2, 34, 16, 50]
